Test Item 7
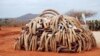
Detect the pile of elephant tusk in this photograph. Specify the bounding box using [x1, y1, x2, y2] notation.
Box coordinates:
[14, 9, 96, 53]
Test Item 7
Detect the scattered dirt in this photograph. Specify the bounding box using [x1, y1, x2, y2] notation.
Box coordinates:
[0, 27, 21, 37]
[0, 27, 100, 56]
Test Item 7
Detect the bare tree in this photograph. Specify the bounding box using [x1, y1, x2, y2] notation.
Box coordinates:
[66, 10, 96, 19]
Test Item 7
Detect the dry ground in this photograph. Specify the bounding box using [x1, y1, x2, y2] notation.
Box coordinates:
[0, 27, 100, 56]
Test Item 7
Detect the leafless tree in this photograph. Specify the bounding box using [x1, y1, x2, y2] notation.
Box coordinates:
[66, 10, 96, 19]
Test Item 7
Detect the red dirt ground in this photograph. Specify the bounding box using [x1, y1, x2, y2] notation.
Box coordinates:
[0, 27, 100, 56]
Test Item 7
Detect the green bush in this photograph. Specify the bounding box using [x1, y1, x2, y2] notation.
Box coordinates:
[87, 20, 100, 31]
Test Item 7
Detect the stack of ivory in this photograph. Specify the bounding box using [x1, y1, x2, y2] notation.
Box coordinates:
[15, 9, 96, 53]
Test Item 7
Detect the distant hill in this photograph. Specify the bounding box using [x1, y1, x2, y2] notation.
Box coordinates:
[17, 13, 38, 20]
[0, 13, 38, 26]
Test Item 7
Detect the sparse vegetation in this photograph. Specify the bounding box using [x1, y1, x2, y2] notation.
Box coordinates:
[0, 19, 28, 27]
[87, 20, 100, 31]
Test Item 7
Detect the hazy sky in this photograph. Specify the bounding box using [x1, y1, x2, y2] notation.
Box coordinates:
[0, 0, 100, 19]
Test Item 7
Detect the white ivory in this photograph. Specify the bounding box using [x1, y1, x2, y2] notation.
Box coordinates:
[93, 32, 100, 48]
